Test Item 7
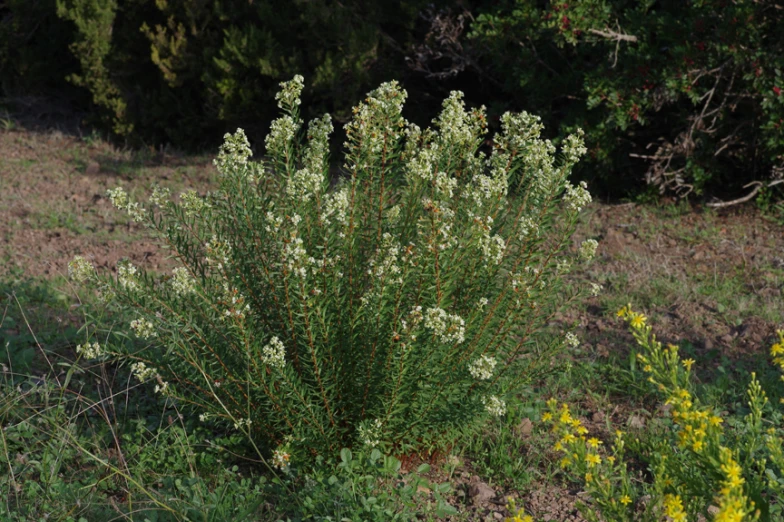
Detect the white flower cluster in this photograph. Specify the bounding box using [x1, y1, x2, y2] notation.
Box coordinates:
[421, 199, 457, 251]
[76, 342, 103, 359]
[358, 419, 383, 448]
[264, 211, 284, 234]
[432, 170, 458, 199]
[322, 186, 351, 229]
[433, 91, 486, 150]
[478, 227, 506, 266]
[565, 332, 580, 349]
[265, 115, 300, 160]
[205, 236, 231, 271]
[465, 171, 508, 209]
[107, 186, 145, 222]
[406, 147, 456, 196]
[214, 128, 253, 178]
[517, 216, 539, 240]
[367, 233, 403, 283]
[424, 307, 466, 345]
[496, 111, 545, 152]
[261, 336, 286, 370]
[149, 185, 171, 206]
[130, 362, 170, 394]
[286, 167, 322, 203]
[275, 74, 304, 110]
[579, 239, 599, 260]
[283, 236, 308, 279]
[344, 81, 407, 159]
[170, 267, 196, 296]
[556, 259, 571, 274]
[286, 114, 332, 202]
[385, 204, 402, 223]
[590, 283, 603, 297]
[233, 418, 252, 430]
[482, 395, 507, 417]
[154, 380, 169, 394]
[272, 448, 291, 470]
[468, 355, 497, 381]
[180, 190, 210, 217]
[526, 140, 559, 197]
[221, 284, 250, 320]
[68, 255, 94, 283]
[117, 261, 139, 291]
[563, 181, 592, 212]
[130, 318, 157, 339]
[130, 361, 157, 382]
[561, 129, 587, 165]
[400, 306, 424, 340]
[107, 186, 128, 209]
[478, 297, 489, 308]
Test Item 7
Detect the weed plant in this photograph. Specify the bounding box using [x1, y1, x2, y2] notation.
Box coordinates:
[70, 76, 599, 470]
[544, 307, 784, 522]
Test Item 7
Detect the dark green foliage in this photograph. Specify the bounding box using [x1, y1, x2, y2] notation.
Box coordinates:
[469, 0, 784, 198]
[44, 0, 441, 149]
[0, 0, 80, 98]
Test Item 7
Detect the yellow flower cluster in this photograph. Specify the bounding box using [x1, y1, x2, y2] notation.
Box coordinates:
[542, 400, 633, 517]
[621, 305, 724, 454]
[619, 305, 761, 522]
[713, 448, 754, 522]
[771, 330, 784, 376]
[663, 494, 687, 522]
[504, 498, 534, 522]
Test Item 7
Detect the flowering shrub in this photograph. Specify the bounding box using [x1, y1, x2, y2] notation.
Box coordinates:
[72, 76, 599, 463]
[544, 307, 784, 521]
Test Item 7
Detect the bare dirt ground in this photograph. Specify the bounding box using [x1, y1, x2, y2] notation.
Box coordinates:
[2, 125, 783, 521]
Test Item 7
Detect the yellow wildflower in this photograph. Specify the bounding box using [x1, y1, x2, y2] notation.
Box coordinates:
[585, 472, 593, 483]
[542, 412, 553, 422]
[682, 358, 695, 371]
[587, 437, 602, 448]
[619, 495, 632, 506]
[629, 313, 646, 328]
[586, 453, 601, 467]
[663, 494, 687, 522]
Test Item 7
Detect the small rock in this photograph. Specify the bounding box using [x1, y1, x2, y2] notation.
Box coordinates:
[86, 161, 100, 175]
[721, 334, 735, 344]
[707, 505, 720, 516]
[516, 418, 534, 437]
[468, 481, 496, 505]
[704, 338, 714, 350]
[628, 415, 645, 430]
[493, 512, 504, 520]
[591, 411, 605, 423]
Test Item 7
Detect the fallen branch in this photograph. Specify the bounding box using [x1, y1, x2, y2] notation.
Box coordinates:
[588, 28, 638, 43]
[706, 179, 784, 208]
